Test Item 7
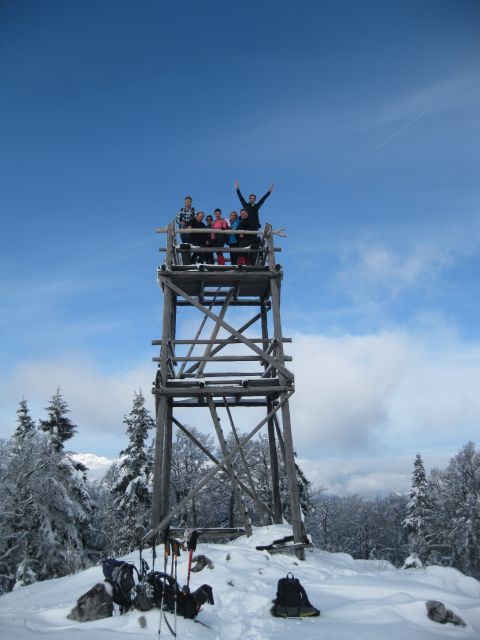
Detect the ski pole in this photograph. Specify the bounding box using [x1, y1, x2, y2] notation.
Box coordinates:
[172, 539, 180, 638]
[158, 535, 170, 637]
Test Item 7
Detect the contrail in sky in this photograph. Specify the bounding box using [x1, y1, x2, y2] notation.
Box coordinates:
[343, 108, 429, 174]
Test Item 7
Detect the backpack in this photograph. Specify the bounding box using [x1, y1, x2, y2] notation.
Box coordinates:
[133, 580, 155, 611]
[271, 572, 320, 618]
[147, 571, 213, 619]
[102, 559, 140, 611]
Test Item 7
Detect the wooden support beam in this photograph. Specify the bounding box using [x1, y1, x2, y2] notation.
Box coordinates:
[197, 289, 233, 377]
[182, 311, 262, 377]
[151, 223, 175, 529]
[261, 303, 283, 524]
[156, 226, 287, 237]
[171, 400, 269, 408]
[177, 289, 220, 378]
[160, 246, 282, 253]
[176, 300, 263, 307]
[223, 397, 268, 523]
[180, 372, 264, 378]
[158, 275, 294, 382]
[172, 416, 274, 519]
[267, 226, 304, 558]
[154, 384, 292, 396]
[143, 390, 294, 544]
[151, 338, 292, 345]
[207, 396, 252, 535]
[153, 355, 292, 362]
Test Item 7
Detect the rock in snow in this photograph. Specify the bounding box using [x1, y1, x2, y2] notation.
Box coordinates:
[67, 582, 113, 622]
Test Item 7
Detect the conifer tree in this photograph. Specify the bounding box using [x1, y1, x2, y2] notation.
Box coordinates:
[0, 431, 91, 590]
[39, 388, 77, 452]
[112, 391, 154, 553]
[13, 397, 36, 440]
[403, 453, 430, 559]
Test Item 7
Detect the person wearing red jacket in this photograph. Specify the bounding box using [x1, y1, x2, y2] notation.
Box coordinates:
[211, 208, 230, 265]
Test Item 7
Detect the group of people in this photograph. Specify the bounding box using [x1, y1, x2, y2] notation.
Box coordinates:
[175, 181, 274, 266]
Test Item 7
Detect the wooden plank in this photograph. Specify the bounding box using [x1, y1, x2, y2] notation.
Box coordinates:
[152, 338, 291, 345]
[154, 384, 292, 396]
[163, 246, 281, 253]
[157, 226, 286, 237]
[172, 400, 269, 407]
[176, 300, 263, 307]
[164, 378, 279, 387]
[153, 355, 292, 362]
[181, 372, 264, 378]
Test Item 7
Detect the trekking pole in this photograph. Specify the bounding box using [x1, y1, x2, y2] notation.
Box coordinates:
[158, 535, 170, 637]
[172, 539, 181, 637]
[186, 530, 199, 589]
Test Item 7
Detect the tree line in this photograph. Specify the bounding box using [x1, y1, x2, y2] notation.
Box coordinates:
[1, 390, 479, 594]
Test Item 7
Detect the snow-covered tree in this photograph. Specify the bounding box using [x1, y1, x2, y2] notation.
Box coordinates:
[112, 391, 154, 554]
[39, 388, 77, 452]
[86, 463, 122, 559]
[13, 398, 36, 441]
[0, 432, 92, 591]
[435, 442, 480, 576]
[170, 426, 214, 527]
[404, 453, 430, 559]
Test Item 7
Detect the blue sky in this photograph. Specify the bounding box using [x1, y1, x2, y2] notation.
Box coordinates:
[1, 0, 479, 494]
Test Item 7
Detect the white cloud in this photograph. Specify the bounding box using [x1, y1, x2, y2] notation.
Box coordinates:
[289, 328, 480, 459]
[336, 242, 456, 299]
[298, 451, 453, 497]
[290, 331, 410, 451]
[0, 354, 155, 456]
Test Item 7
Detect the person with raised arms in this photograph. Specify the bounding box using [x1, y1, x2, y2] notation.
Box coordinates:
[234, 181, 274, 230]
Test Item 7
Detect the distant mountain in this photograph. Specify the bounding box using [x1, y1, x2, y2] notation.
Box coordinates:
[71, 452, 114, 481]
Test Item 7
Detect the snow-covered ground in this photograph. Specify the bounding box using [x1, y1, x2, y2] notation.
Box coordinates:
[1, 525, 479, 639]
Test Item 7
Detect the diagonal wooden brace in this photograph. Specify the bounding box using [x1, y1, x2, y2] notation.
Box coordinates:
[158, 276, 294, 382]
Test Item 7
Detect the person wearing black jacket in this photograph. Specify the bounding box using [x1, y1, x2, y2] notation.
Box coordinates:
[234, 181, 274, 230]
[236, 209, 257, 266]
[188, 211, 208, 263]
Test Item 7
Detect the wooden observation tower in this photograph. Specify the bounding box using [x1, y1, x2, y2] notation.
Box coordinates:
[146, 221, 305, 554]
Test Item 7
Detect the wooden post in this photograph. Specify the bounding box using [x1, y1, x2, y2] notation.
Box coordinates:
[268, 232, 304, 557]
[151, 223, 175, 532]
[261, 303, 282, 524]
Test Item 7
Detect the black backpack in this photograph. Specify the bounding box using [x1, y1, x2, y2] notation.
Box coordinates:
[102, 559, 140, 611]
[147, 571, 214, 619]
[271, 572, 320, 618]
